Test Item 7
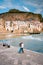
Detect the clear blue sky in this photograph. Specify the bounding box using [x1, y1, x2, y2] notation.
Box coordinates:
[0, 0, 43, 17]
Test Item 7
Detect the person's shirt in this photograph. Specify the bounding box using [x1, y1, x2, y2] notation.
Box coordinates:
[21, 43, 24, 48]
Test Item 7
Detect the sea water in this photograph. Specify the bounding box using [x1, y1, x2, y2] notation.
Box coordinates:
[0, 33, 43, 53]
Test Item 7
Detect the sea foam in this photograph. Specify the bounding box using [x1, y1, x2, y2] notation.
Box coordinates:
[22, 35, 43, 41]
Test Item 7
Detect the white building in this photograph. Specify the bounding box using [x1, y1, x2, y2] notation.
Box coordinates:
[5, 21, 10, 31]
[5, 21, 14, 32]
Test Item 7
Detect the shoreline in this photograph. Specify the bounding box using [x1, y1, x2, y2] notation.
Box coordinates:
[25, 48, 43, 55]
[0, 43, 43, 55]
[0, 32, 43, 39]
[0, 33, 30, 40]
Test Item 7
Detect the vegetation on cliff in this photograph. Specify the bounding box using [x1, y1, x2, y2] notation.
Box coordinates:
[0, 9, 43, 22]
[41, 18, 43, 22]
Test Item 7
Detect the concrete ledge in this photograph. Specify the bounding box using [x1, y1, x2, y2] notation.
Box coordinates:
[0, 44, 43, 65]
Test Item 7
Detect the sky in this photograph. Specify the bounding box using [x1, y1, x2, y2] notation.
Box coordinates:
[0, 0, 43, 17]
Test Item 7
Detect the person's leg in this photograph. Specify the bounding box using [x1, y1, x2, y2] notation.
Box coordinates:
[18, 48, 22, 53]
[22, 48, 24, 53]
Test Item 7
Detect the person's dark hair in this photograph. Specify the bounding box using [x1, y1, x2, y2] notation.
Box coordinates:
[19, 42, 23, 47]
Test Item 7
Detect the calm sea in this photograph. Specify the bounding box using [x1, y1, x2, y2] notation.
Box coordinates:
[0, 33, 43, 53]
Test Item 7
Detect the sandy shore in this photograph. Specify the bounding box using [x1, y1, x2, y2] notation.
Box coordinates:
[0, 44, 43, 65]
[0, 33, 30, 40]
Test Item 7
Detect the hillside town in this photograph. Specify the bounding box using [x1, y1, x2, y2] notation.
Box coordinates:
[0, 18, 43, 34]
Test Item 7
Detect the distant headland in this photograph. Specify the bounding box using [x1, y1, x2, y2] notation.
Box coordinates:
[0, 9, 43, 34]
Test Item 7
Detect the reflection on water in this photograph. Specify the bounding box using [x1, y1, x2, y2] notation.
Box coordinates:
[0, 33, 43, 53]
